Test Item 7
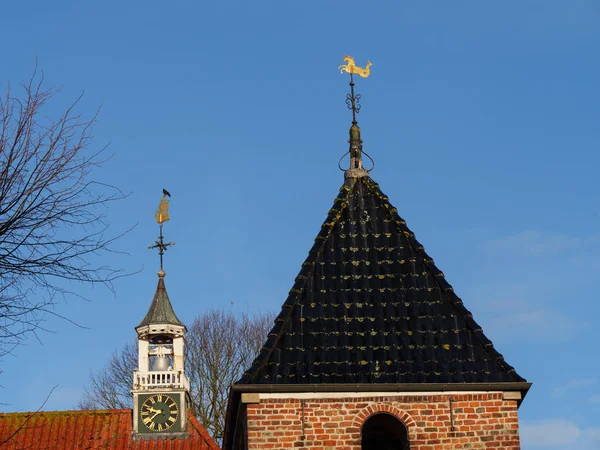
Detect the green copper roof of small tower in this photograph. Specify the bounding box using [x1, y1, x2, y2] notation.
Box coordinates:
[137, 273, 184, 328]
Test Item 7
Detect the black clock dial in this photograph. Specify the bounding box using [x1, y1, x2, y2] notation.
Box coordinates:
[140, 393, 179, 432]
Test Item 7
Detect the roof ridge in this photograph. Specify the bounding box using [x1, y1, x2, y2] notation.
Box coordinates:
[364, 178, 520, 379]
[239, 184, 354, 383]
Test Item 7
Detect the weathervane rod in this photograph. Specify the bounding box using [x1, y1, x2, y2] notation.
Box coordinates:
[349, 73, 358, 125]
[149, 189, 175, 272]
[339, 55, 371, 125]
[338, 55, 374, 177]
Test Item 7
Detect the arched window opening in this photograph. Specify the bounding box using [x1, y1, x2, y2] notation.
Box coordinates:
[361, 413, 409, 450]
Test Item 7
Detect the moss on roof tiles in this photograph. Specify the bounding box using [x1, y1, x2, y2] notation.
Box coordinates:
[238, 176, 526, 385]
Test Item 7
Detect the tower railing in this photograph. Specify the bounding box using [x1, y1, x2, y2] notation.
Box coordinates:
[133, 370, 190, 391]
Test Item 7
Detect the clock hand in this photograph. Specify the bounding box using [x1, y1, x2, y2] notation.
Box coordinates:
[144, 406, 163, 420]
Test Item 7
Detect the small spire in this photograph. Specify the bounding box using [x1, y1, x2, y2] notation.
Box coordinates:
[138, 190, 183, 329]
[338, 55, 374, 179]
[137, 270, 184, 328]
[148, 190, 175, 272]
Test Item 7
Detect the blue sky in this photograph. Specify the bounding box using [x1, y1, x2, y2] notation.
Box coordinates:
[1, 1, 599, 449]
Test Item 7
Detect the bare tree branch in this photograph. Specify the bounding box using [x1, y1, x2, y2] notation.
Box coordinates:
[0, 68, 131, 361]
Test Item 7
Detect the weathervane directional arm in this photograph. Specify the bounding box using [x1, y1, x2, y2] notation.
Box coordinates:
[148, 231, 175, 271]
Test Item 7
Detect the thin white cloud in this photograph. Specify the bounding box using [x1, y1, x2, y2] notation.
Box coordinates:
[486, 231, 599, 255]
[552, 378, 597, 398]
[521, 420, 600, 450]
[521, 419, 582, 447]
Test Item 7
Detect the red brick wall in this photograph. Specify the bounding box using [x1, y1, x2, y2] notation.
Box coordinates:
[246, 393, 521, 449]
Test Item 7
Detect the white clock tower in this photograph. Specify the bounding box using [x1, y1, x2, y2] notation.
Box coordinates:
[132, 192, 190, 438]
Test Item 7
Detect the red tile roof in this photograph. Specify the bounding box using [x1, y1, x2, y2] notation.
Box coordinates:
[0, 409, 220, 450]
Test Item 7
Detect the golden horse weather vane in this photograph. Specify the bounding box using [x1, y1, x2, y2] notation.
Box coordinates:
[338, 55, 372, 78]
[337, 55, 375, 175]
[338, 55, 373, 126]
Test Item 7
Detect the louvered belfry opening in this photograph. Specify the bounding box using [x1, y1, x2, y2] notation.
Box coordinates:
[361, 413, 409, 450]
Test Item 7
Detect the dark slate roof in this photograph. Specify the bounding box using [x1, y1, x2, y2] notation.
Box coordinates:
[0, 409, 219, 450]
[239, 176, 526, 385]
[138, 273, 184, 328]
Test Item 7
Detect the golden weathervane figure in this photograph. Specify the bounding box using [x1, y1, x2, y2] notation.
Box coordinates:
[338, 55, 372, 78]
[154, 189, 171, 224]
[149, 189, 174, 271]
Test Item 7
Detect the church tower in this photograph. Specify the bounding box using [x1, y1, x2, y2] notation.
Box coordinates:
[132, 192, 190, 438]
[223, 57, 531, 450]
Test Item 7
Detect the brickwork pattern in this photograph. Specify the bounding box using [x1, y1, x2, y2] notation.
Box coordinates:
[246, 393, 520, 450]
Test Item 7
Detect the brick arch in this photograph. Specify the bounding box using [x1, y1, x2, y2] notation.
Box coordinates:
[349, 403, 416, 442]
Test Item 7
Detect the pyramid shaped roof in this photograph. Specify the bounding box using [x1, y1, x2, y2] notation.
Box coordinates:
[238, 176, 526, 385]
[137, 273, 184, 329]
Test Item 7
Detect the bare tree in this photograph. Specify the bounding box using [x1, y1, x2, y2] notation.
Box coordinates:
[186, 309, 273, 441]
[79, 309, 273, 442]
[79, 341, 137, 410]
[0, 69, 127, 360]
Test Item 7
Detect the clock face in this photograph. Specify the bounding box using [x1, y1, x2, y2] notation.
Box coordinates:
[139, 393, 180, 432]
